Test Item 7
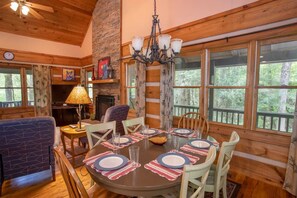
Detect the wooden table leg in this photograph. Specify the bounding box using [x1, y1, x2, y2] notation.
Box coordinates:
[61, 132, 66, 155]
[70, 136, 75, 166]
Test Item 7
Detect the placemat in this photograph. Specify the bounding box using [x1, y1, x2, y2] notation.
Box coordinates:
[180, 141, 219, 156]
[144, 150, 200, 181]
[83, 151, 140, 180]
[101, 135, 141, 150]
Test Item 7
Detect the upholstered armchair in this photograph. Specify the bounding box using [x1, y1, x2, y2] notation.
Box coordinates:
[0, 117, 56, 196]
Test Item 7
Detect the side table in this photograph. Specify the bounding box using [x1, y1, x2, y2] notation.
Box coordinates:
[60, 126, 89, 167]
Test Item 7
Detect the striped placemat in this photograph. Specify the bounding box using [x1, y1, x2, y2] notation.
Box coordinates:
[144, 150, 200, 181]
[83, 151, 140, 180]
[132, 129, 164, 139]
[101, 135, 141, 150]
[180, 141, 219, 156]
[168, 128, 198, 138]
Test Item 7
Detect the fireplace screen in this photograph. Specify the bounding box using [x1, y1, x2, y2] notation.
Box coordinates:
[95, 95, 115, 120]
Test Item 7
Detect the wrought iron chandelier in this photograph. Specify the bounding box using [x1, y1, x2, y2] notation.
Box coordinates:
[130, 0, 183, 65]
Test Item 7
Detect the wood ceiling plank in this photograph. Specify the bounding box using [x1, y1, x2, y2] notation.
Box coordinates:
[27, 2, 54, 13]
[29, 8, 44, 20]
[56, 0, 97, 13]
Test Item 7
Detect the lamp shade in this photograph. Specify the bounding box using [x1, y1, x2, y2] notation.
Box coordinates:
[171, 39, 183, 53]
[158, 34, 171, 50]
[22, 5, 29, 15]
[10, 2, 19, 11]
[65, 85, 91, 105]
[132, 36, 144, 51]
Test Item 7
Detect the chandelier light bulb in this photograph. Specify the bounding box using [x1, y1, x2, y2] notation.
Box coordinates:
[132, 36, 144, 52]
[158, 34, 171, 50]
[22, 5, 29, 15]
[10, 2, 19, 11]
[171, 39, 183, 54]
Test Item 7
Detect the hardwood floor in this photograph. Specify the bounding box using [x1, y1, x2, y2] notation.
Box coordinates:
[1, 166, 294, 198]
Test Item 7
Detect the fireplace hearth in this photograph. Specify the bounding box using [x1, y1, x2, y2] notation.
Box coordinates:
[95, 95, 115, 120]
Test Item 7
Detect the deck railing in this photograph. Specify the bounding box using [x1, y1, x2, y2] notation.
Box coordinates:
[173, 105, 294, 132]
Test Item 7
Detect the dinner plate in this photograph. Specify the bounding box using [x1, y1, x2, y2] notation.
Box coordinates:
[113, 137, 132, 145]
[188, 139, 213, 149]
[173, 128, 193, 135]
[94, 154, 128, 171]
[157, 153, 190, 169]
[140, 128, 158, 135]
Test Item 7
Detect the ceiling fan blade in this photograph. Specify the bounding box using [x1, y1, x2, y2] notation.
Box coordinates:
[0, 3, 10, 9]
[29, 8, 44, 20]
[26, 2, 54, 13]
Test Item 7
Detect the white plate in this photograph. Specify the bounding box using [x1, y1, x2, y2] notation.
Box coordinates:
[188, 139, 212, 149]
[94, 154, 128, 171]
[141, 129, 158, 135]
[157, 153, 190, 169]
[114, 137, 131, 144]
[173, 128, 193, 135]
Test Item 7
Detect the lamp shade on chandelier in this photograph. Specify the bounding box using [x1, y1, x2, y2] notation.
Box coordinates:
[10, 0, 30, 16]
[130, 0, 183, 65]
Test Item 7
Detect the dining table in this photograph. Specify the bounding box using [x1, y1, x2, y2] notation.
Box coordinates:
[84, 129, 217, 197]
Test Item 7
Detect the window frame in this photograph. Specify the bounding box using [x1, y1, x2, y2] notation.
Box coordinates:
[85, 66, 94, 102]
[205, 44, 251, 128]
[0, 64, 33, 108]
[252, 36, 297, 133]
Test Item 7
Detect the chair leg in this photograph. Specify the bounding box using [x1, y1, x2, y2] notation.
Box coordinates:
[222, 177, 227, 198]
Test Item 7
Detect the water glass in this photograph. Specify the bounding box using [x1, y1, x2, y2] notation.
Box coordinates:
[129, 146, 140, 167]
[172, 136, 180, 150]
[142, 125, 149, 139]
[195, 129, 202, 139]
[112, 133, 120, 154]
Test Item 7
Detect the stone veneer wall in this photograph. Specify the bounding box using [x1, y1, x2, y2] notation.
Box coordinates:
[92, 0, 121, 105]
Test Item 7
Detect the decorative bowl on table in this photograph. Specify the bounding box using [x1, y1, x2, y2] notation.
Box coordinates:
[149, 136, 167, 145]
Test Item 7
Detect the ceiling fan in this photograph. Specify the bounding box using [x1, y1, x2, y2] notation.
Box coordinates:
[5, 0, 54, 20]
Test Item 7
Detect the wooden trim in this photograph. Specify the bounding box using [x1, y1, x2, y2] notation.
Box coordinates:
[206, 86, 247, 89]
[257, 86, 297, 89]
[91, 79, 119, 84]
[173, 86, 201, 89]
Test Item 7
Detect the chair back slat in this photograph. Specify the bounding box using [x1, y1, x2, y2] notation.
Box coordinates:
[215, 131, 240, 187]
[178, 112, 209, 138]
[122, 117, 145, 135]
[180, 146, 217, 198]
[54, 148, 89, 198]
[86, 121, 116, 149]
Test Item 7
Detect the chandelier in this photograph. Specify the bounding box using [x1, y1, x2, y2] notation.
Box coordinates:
[130, 0, 183, 65]
[10, 0, 30, 16]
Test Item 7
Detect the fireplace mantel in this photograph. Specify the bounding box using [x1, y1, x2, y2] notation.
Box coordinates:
[91, 79, 119, 84]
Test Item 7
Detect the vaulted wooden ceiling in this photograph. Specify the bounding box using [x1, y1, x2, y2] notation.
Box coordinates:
[0, 0, 97, 46]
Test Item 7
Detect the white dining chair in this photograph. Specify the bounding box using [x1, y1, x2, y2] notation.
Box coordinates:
[204, 131, 240, 198]
[180, 146, 217, 198]
[85, 121, 116, 149]
[122, 117, 145, 135]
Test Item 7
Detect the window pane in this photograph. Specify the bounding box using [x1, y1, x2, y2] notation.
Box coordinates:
[26, 69, 34, 106]
[210, 48, 247, 86]
[127, 63, 136, 87]
[208, 89, 245, 125]
[87, 70, 93, 81]
[175, 56, 201, 86]
[87, 84, 93, 102]
[0, 68, 22, 107]
[127, 88, 136, 109]
[173, 88, 199, 116]
[257, 89, 296, 132]
[259, 41, 297, 86]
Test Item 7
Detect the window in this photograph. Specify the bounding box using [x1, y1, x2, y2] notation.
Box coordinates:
[126, 62, 136, 110]
[174, 53, 201, 116]
[86, 69, 93, 101]
[0, 66, 34, 108]
[208, 47, 248, 125]
[256, 40, 297, 132]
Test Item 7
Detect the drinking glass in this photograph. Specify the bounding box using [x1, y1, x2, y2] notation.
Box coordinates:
[195, 129, 202, 139]
[142, 125, 149, 139]
[172, 136, 180, 150]
[129, 146, 140, 167]
[112, 132, 121, 154]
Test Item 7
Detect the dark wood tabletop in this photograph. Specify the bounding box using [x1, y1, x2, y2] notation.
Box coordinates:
[85, 133, 210, 197]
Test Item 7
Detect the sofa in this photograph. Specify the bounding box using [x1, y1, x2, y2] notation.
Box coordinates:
[0, 116, 56, 195]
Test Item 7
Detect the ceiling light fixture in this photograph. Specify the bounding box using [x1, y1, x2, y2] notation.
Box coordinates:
[10, 0, 30, 17]
[130, 0, 183, 65]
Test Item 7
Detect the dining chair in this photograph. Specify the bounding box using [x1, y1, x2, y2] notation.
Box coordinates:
[204, 131, 240, 198]
[122, 117, 145, 135]
[180, 146, 217, 198]
[85, 121, 116, 149]
[53, 148, 125, 198]
[178, 112, 209, 138]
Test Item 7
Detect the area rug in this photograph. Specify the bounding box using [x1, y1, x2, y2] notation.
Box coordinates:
[205, 180, 241, 198]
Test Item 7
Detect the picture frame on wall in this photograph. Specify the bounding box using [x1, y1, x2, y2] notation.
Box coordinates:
[97, 57, 110, 79]
[62, 68, 75, 81]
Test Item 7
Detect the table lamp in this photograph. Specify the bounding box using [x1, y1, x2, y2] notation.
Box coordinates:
[65, 85, 92, 131]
